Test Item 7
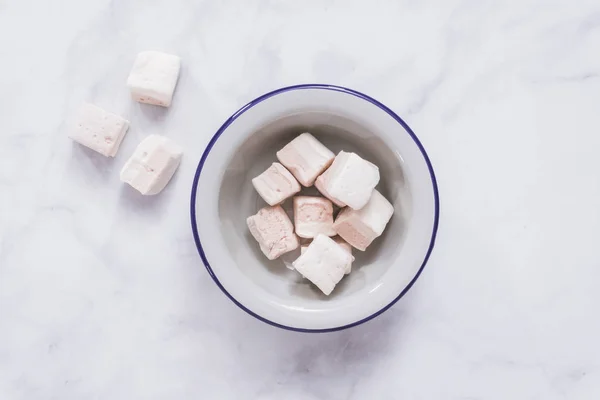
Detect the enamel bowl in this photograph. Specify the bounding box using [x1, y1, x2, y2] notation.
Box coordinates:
[191, 84, 439, 332]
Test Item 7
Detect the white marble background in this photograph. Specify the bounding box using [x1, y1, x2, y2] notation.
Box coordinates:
[1, 0, 600, 398]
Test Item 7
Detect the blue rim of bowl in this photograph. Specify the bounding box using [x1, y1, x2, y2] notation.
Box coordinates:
[190, 84, 440, 333]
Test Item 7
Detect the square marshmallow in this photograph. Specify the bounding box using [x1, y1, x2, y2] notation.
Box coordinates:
[316, 151, 380, 210]
[252, 163, 301, 206]
[301, 236, 353, 274]
[333, 190, 394, 251]
[69, 103, 129, 157]
[293, 234, 354, 295]
[315, 175, 345, 207]
[120, 134, 183, 195]
[127, 51, 181, 107]
[293, 196, 335, 238]
[247, 205, 299, 260]
[276, 133, 335, 187]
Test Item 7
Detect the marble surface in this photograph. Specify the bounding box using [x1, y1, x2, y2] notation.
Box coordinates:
[1, 0, 600, 398]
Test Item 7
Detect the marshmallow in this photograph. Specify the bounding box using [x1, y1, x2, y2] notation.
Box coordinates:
[293, 234, 354, 295]
[127, 51, 181, 107]
[333, 236, 353, 254]
[301, 236, 353, 274]
[276, 133, 335, 187]
[334, 236, 353, 274]
[293, 196, 336, 238]
[247, 205, 299, 260]
[333, 190, 394, 251]
[314, 175, 346, 207]
[120, 134, 183, 195]
[252, 163, 301, 206]
[68, 103, 129, 157]
[316, 151, 380, 210]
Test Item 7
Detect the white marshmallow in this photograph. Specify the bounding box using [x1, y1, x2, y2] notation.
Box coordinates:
[301, 236, 353, 274]
[120, 134, 183, 195]
[127, 51, 181, 107]
[334, 237, 353, 274]
[316, 151, 380, 210]
[314, 175, 346, 207]
[293, 196, 336, 239]
[276, 133, 335, 187]
[247, 205, 299, 260]
[333, 190, 394, 251]
[293, 234, 354, 295]
[252, 163, 301, 206]
[68, 103, 129, 157]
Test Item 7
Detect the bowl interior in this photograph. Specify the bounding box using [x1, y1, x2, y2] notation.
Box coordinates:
[218, 111, 410, 301]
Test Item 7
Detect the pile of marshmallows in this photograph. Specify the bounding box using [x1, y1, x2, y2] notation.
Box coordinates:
[247, 133, 394, 296]
[69, 51, 183, 195]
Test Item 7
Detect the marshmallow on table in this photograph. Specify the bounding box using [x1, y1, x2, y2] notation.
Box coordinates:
[316, 151, 380, 210]
[301, 236, 353, 275]
[120, 134, 183, 195]
[68, 103, 129, 157]
[252, 163, 301, 206]
[293, 196, 335, 238]
[276, 133, 335, 187]
[293, 234, 354, 295]
[333, 190, 394, 251]
[247, 205, 299, 260]
[127, 51, 181, 107]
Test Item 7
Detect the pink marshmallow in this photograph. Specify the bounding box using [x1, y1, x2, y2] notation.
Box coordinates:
[276, 133, 335, 187]
[247, 205, 299, 260]
[293, 196, 336, 239]
[252, 163, 301, 206]
[333, 190, 394, 251]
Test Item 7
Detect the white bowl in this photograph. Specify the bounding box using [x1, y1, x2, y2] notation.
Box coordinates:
[191, 84, 439, 332]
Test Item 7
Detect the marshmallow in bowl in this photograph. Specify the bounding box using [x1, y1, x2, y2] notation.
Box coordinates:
[316, 151, 380, 210]
[300, 237, 352, 254]
[301, 236, 353, 274]
[120, 134, 183, 195]
[314, 175, 346, 207]
[293, 196, 335, 238]
[127, 51, 181, 107]
[293, 234, 354, 295]
[276, 133, 335, 187]
[68, 103, 130, 157]
[333, 190, 394, 251]
[334, 236, 354, 274]
[247, 205, 299, 260]
[252, 163, 301, 206]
